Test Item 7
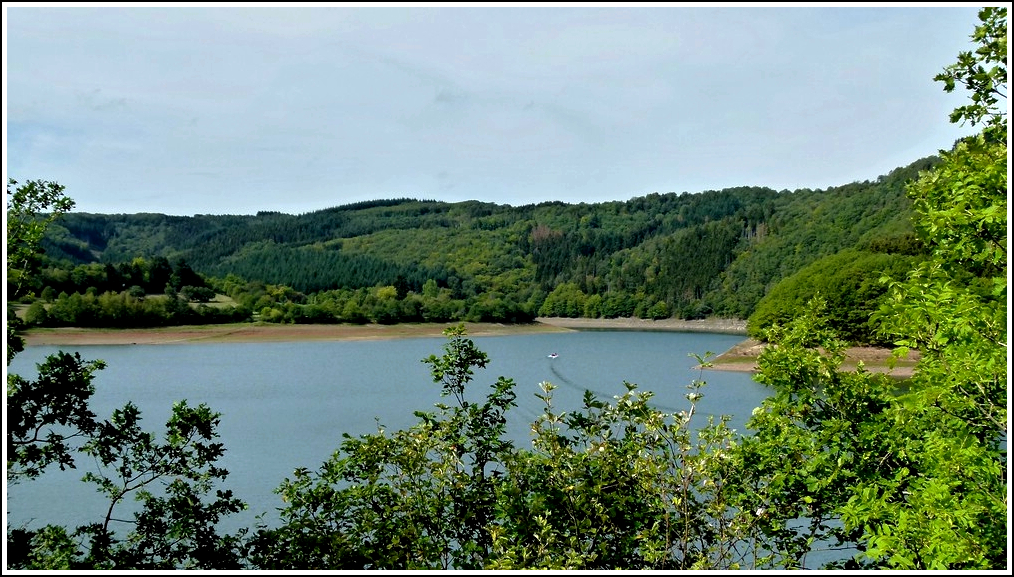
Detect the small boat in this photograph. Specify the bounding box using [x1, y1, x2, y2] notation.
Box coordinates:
[548, 353, 559, 359]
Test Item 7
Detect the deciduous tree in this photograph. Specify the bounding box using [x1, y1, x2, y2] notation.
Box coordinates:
[739, 7, 1007, 569]
[7, 180, 246, 569]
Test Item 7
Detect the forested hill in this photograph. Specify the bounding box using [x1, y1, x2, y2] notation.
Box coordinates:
[40, 155, 938, 322]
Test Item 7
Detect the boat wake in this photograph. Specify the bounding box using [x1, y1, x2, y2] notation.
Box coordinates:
[548, 364, 682, 415]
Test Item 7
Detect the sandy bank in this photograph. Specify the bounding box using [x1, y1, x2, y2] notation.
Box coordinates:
[20, 317, 748, 347]
[20, 322, 568, 346]
[19, 318, 911, 378]
[708, 338, 919, 379]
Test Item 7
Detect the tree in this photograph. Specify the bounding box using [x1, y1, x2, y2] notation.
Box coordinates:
[23, 300, 50, 326]
[6, 179, 75, 300]
[6, 180, 75, 363]
[7, 181, 246, 569]
[249, 327, 770, 570]
[248, 325, 519, 569]
[935, 6, 1007, 144]
[846, 8, 1007, 567]
[7, 352, 106, 482]
[747, 249, 923, 344]
[734, 302, 898, 569]
[739, 7, 1007, 569]
[146, 256, 173, 294]
[491, 360, 761, 569]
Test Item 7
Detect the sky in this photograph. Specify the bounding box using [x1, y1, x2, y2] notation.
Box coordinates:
[3, 3, 988, 216]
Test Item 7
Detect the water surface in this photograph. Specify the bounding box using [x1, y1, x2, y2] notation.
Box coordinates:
[7, 331, 767, 534]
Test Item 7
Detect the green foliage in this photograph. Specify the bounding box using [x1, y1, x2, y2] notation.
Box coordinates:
[37, 167, 931, 324]
[8, 10, 1004, 571]
[32, 288, 247, 328]
[538, 282, 588, 317]
[6, 306, 26, 365]
[656, 220, 742, 318]
[24, 300, 49, 326]
[6, 179, 76, 360]
[8, 402, 248, 570]
[36, 257, 207, 298]
[736, 302, 900, 568]
[251, 329, 772, 570]
[247, 325, 518, 569]
[712, 158, 932, 319]
[7, 181, 247, 570]
[747, 249, 923, 343]
[8, 253, 260, 329]
[72, 401, 247, 569]
[7, 352, 106, 482]
[934, 6, 1008, 144]
[842, 10, 1008, 563]
[741, 8, 1008, 569]
[7, 179, 75, 300]
[6, 524, 84, 569]
[492, 371, 756, 569]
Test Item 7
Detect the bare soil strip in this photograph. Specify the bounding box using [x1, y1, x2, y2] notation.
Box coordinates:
[20, 322, 568, 346]
[708, 338, 919, 378]
[19, 317, 914, 377]
[19, 317, 747, 346]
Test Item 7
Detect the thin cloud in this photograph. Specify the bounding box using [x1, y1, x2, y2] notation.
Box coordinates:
[4, 4, 980, 215]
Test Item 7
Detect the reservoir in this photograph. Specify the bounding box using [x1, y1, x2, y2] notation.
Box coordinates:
[6, 330, 768, 538]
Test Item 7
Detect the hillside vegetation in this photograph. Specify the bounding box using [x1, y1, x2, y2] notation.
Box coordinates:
[30, 156, 938, 341]
[6, 7, 1006, 570]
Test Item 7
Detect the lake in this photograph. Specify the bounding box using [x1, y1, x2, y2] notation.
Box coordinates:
[6, 330, 770, 538]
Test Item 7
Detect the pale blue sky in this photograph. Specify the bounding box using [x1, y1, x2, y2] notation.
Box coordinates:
[4, 3, 985, 215]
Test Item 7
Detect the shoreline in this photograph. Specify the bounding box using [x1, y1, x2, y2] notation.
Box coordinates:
[707, 338, 919, 379]
[18, 321, 566, 346]
[16, 317, 912, 377]
[18, 317, 749, 347]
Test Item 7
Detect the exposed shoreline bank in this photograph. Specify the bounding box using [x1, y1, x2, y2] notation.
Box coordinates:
[707, 338, 919, 379]
[18, 321, 565, 346]
[18, 317, 748, 347]
[17, 317, 912, 377]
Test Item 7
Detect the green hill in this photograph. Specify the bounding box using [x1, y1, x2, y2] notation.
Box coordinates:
[35, 155, 940, 329]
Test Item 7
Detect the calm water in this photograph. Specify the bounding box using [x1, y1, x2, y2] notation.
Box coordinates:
[6, 331, 769, 536]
